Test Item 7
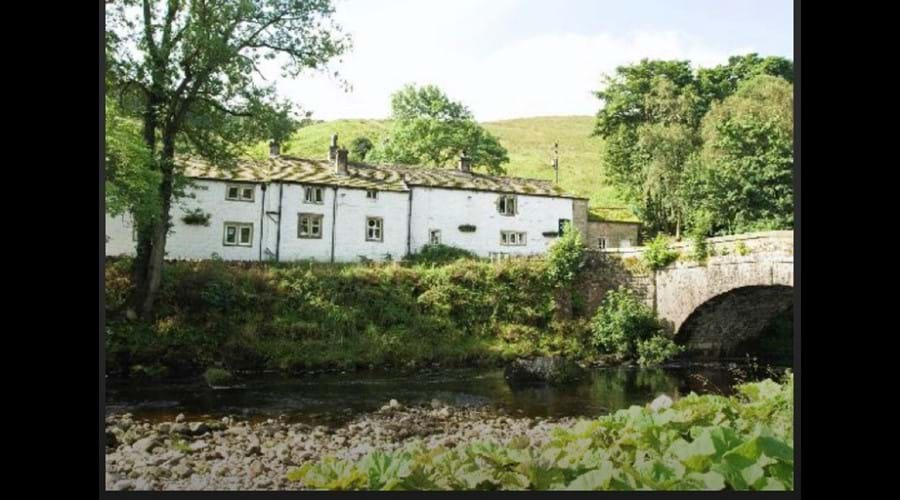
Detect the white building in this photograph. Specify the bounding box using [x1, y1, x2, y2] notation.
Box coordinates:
[105, 139, 592, 262]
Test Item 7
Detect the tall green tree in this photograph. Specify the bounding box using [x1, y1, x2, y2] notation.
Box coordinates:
[593, 54, 793, 237]
[106, 0, 349, 318]
[685, 75, 794, 234]
[376, 84, 509, 175]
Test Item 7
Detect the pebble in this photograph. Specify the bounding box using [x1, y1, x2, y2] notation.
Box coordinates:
[105, 401, 577, 491]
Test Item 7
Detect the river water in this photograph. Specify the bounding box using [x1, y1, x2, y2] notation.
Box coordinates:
[106, 362, 787, 426]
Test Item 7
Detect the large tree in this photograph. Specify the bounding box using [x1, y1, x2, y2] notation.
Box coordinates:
[684, 75, 794, 234]
[593, 54, 793, 237]
[375, 84, 509, 175]
[106, 0, 349, 318]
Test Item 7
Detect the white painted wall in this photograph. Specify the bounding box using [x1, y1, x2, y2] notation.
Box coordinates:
[106, 178, 578, 262]
[408, 187, 574, 258]
[332, 188, 410, 262]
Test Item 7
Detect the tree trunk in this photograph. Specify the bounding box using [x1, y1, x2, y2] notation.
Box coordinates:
[128, 97, 160, 318]
[137, 136, 176, 319]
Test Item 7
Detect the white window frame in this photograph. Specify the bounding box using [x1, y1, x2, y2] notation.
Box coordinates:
[497, 195, 517, 216]
[298, 213, 324, 239]
[366, 189, 378, 200]
[304, 186, 325, 204]
[500, 230, 526, 246]
[226, 184, 255, 202]
[366, 217, 383, 242]
[223, 222, 253, 247]
[598, 238, 607, 249]
[429, 229, 441, 245]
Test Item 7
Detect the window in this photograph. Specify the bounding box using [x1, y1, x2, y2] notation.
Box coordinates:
[366, 217, 383, 242]
[226, 184, 254, 202]
[497, 195, 517, 216]
[597, 238, 607, 249]
[223, 222, 253, 247]
[304, 186, 324, 204]
[366, 189, 378, 200]
[558, 219, 571, 234]
[489, 252, 511, 262]
[500, 230, 526, 246]
[298, 213, 324, 239]
[429, 229, 441, 245]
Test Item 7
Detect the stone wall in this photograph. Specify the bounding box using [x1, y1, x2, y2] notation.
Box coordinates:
[585, 221, 641, 250]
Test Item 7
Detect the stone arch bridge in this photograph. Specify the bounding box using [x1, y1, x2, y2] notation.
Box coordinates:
[578, 231, 794, 358]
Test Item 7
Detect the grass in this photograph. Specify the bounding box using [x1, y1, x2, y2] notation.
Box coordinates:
[247, 116, 637, 222]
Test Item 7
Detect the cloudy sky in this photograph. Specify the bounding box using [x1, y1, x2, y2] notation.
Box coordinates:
[266, 0, 793, 122]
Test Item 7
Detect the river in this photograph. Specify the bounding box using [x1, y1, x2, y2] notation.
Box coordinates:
[106, 362, 787, 426]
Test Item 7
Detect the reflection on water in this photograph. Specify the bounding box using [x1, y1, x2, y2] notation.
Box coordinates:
[106, 363, 785, 426]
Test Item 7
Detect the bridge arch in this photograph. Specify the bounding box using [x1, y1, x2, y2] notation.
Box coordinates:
[674, 285, 793, 359]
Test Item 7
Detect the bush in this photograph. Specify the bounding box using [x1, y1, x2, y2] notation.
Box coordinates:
[635, 336, 684, 367]
[546, 222, 585, 287]
[404, 244, 477, 266]
[204, 367, 235, 387]
[591, 287, 666, 361]
[735, 241, 750, 256]
[642, 234, 679, 271]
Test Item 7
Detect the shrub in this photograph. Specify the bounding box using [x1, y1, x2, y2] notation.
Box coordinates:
[204, 367, 235, 387]
[590, 287, 681, 365]
[642, 234, 678, 271]
[546, 222, 585, 287]
[635, 336, 684, 367]
[404, 244, 477, 266]
[735, 241, 750, 256]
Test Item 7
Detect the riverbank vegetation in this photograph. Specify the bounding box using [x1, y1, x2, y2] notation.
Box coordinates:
[105, 255, 591, 378]
[288, 374, 793, 490]
[106, 233, 685, 379]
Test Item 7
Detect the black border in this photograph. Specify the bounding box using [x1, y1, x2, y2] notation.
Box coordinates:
[98, 0, 801, 497]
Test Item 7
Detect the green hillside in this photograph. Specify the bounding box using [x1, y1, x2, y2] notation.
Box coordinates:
[251, 116, 636, 222]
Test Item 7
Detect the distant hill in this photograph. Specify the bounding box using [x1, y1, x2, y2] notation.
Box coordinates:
[251, 116, 637, 221]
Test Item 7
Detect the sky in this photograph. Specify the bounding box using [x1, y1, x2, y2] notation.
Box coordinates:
[265, 0, 794, 122]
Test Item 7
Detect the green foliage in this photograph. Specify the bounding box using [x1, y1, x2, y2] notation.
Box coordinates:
[104, 97, 159, 225]
[203, 367, 235, 387]
[642, 235, 678, 271]
[735, 241, 750, 256]
[685, 75, 794, 234]
[593, 54, 794, 237]
[403, 244, 477, 266]
[105, 257, 583, 375]
[546, 222, 585, 287]
[288, 376, 794, 490]
[350, 136, 375, 161]
[590, 287, 666, 361]
[375, 84, 510, 175]
[181, 208, 211, 226]
[689, 211, 713, 263]
[636, 336, 684, 367]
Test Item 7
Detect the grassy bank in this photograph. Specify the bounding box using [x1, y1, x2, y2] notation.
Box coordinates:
[105, 257, 593, 378]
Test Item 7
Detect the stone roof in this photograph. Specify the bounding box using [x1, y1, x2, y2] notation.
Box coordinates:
[178, 155, 585, 199]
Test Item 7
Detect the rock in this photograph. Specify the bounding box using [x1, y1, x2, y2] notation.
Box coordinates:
[175, 413, 186, 423]
[189, 440, 208, 452]
[157, 423, 171, 434]
[114, 480, 135, 491]
[189, 422, 211, 436]
[171, 423, 191, 435]
[649, 394, 674, 411]
[430, 399, 441, 409]
[503, 356, 587, 386]
[132, 436, 161, 454]
[172, 463, 193, 479]
[106, 429, 119, 449]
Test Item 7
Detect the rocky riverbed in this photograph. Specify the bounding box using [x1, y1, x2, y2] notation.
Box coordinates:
[104, 400, 579, 491]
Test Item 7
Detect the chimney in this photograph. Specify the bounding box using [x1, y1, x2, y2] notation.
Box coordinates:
[269, 140, 280, 158]
[458, 151, 471, 173]
[335, 147, 349, 175]
[329, 134, 339, 161]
